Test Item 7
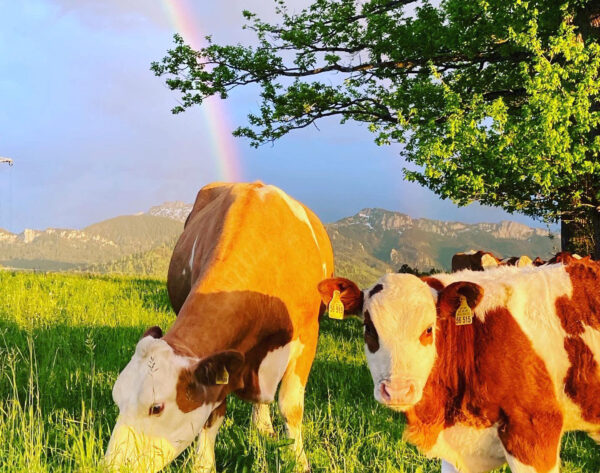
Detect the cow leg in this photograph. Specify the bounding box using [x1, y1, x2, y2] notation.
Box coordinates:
[441, 460, 461, 473]
[193, 400, 226, 472]
[252, 402, 275, 437]
[498, 413, 562, 473]
[278, 333, 317, 472]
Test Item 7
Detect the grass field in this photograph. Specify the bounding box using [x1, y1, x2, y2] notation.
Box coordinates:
[0, 272, 599, 473]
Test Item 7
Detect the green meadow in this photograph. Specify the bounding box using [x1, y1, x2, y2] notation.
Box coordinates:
[0, 271, 598, 473]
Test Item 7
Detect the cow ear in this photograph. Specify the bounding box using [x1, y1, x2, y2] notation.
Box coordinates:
[142, 326, 163, 339]
[194, 350, 245, 387]
[438, 281, 484, 316]
[318, 277, 364, 316]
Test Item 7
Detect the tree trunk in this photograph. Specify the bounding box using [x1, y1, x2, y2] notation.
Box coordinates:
[566, 3, 600, 259]
[561, 210, 600, 259]
[592, 209, 600, 260]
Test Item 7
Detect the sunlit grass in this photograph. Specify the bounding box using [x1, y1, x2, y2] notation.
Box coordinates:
[0, 271, 598, 472]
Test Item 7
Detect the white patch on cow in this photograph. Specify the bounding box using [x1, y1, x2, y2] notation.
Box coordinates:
[106, 337, 217, 472]
[182, 267, 186, 276]
[441, 460, 460, 473]
[363, 273, 438, 408]
[189, 235, 199, 271]
[573, 254, 582, 260]
[517, 255, 533, 267]
[464, 250, 477, 255]
[480, 253, 499, 268]
[429, 424, 505, 473]
[256, 340, 300, 403]
[262, 185, 320, 251]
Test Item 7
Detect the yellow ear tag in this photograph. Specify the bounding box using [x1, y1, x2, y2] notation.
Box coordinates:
[455, 296, 473, 326]
[215, 366, 229, 385]
[328, 290, 345, 320]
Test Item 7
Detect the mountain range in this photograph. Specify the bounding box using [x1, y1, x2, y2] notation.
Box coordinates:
[0, 201, 559, 286]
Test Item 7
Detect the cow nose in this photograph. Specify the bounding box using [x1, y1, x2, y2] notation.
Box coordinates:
[379, 380, 416, 406]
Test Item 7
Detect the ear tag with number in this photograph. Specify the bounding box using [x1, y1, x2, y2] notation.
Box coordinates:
[455, 296, 473, 326]
[328, 290, 345, 320]
[215, 366, 229, 385]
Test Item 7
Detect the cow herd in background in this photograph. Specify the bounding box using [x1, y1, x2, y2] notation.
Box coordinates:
[104, 182, 600, 473]
[451, 249, 587, 272]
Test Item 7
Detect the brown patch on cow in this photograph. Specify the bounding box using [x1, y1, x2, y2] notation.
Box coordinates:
[363, 310, 380, 353]
[555, 259, 600, 336]
[421, 277, 444, 292]
[533, 257, 546, 266]
[554, 259, 600, 424]
[564, 337, 600, 423]
[142, 326, 163, 339]
[175, 367, 227, 413]
[405, 297, 563, 471]
[368, 284, 384, 298]
[166, 291, 295, 404]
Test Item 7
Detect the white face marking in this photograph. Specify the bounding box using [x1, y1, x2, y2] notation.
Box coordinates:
[105, 337, 215, 472]
[363, 273, 437, 409]
[189, 235, 199, 270]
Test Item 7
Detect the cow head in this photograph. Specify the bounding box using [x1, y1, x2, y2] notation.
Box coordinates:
[105, 327, 244, 472]
[319, 274, 483, 412]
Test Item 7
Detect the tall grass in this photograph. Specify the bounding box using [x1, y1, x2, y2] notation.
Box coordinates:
[0, 271, 598, 472]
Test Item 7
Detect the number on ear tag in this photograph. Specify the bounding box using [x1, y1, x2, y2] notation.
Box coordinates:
[455, 296, 473, 325]
[328, 290, 345, 320]
[215, 366, 229, 385]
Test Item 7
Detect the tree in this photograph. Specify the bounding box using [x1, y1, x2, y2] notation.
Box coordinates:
[152, 0, 600, 258]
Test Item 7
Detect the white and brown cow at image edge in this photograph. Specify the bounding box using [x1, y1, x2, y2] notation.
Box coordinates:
[319, 258, 600, 473]
[104, 182, 334, 472]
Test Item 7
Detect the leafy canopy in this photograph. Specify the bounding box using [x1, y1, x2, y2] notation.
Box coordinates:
[152, 0, 600, 223]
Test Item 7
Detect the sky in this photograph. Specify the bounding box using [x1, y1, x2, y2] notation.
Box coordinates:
[0, 0, 550, 233]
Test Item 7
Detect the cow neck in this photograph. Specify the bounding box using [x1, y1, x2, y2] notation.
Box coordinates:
[405, 303, 560, 452]
[163, 287, 293, 361]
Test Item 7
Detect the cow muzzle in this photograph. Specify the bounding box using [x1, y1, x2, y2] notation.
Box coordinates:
[377, 379, 419, 409]
[104, 424, 176, 472]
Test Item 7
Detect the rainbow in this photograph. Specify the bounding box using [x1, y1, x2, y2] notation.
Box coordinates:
[160, 0, 243, 182]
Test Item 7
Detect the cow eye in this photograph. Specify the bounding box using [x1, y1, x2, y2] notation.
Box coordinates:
[419, 326, 434, 346]
[149, 403, 164, 416]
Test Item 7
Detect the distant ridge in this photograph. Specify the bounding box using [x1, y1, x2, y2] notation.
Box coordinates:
[0, 202, 558, 285]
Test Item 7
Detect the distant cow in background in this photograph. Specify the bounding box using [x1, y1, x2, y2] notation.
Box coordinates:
[319, 259, 600, 473]
[532, 257, 546, 266]
[500, 255, 533, 267]
[105, 182, 334, 472]
[451, 251, 501, 272]
[548, 251, 583, 264]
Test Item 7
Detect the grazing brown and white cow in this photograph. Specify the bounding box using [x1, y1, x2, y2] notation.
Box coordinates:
[451, 250, 501, 272]
[319, 258, 600, 473]
[105, 182, 333, 472]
